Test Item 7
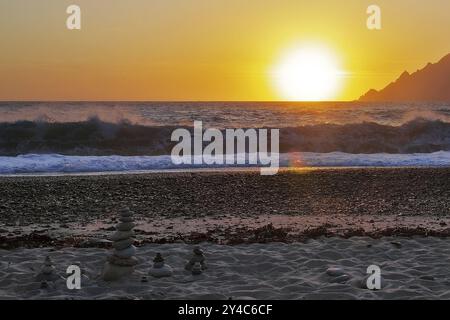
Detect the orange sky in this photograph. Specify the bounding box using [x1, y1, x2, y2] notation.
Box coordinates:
[1, 0, 449, 101]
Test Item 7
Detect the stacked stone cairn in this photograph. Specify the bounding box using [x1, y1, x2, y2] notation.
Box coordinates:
[185, 247, 207, 275]
[101, 207, 138, 281]
[149, 253, 173, 278]
[35, 256, 60, 282]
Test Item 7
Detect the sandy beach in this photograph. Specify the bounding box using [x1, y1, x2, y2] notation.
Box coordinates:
[2, 0, 450, 303]
[0, 168, 449, 300]
[1, 238, 449, 300]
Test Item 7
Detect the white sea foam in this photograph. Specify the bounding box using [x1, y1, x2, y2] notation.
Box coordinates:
[0, 152, 449, 174]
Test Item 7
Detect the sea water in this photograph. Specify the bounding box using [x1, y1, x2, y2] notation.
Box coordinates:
[0, 101, 449, 174]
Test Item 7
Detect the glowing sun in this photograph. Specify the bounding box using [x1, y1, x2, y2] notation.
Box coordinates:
[272, 45, 343, 101]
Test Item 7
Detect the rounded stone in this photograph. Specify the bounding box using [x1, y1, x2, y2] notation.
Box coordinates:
[113, 238, 134, 250]
[108, 255, 139, 267]
[149, 264, 173, 278]
[110, 230, 135, 241]
[192, 262, 202, 276]
[114, 245, 136, 259]
[116, 222, 135, 231]
[326, 267, 345, 277]
[119, 209, 133, 217]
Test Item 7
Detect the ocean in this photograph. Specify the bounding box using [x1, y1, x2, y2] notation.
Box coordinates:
[0, 101, 449, 174]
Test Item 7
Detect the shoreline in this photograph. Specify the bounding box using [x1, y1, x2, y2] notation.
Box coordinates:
[1, 150, 450, 175]
[1, 165, 450, 177]
[0, 168, 449, 248]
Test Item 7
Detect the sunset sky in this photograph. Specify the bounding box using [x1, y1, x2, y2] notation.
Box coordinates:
[1, 0, 450, 101]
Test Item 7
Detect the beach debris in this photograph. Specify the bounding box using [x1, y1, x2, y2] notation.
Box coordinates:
[149, 253, 173, 278]
[185, 247, 207, 271]
[141, 276, 149, 283]
[101, 207, 138, 281]
[35, 256, 60, 282]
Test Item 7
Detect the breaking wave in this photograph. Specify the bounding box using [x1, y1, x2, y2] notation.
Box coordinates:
[0, 152, 449, 174]
[0, 117, 449, 155]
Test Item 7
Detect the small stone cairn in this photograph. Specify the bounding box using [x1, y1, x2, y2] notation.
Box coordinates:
[185, 247, 207, 275]
[35, 256, 60, 282]
[149, 253, 173, 278]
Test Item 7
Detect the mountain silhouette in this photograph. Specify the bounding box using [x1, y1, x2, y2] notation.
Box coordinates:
[359, 53, 450, 102]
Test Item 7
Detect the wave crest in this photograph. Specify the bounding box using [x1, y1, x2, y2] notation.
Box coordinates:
[0, 117, 449, 155]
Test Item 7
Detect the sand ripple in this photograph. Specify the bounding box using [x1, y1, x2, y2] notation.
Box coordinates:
[0, 237, 449, 300]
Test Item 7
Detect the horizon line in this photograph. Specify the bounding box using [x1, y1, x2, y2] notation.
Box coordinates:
[0, 100, 356, 103]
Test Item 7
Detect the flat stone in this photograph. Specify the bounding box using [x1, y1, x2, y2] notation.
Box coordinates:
[119, 217, 133, 223]
[108, 255, 139, 267]
[113, 238, 134, 250]
[114, 245, 136, 259]
[187, 254, 205, 266]
[80, 238, 112, 247]
[110, 230, 135, 241]
[326, 267, 345, 277]
[119, 210, 133, 217]
[149, 265, 173, 278]
[116, 222, 135, 231]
